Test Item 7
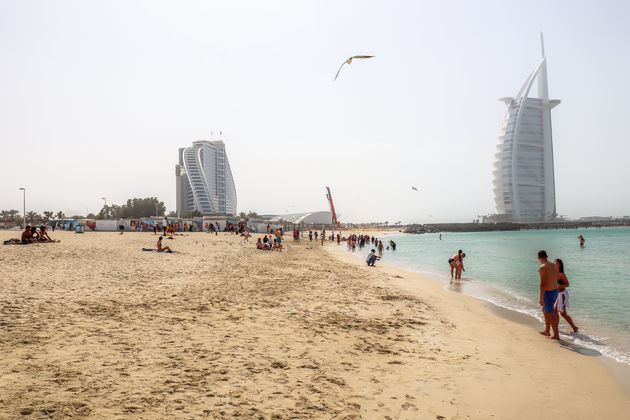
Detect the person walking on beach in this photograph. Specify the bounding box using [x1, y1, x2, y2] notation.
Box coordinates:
[578, 235, 585, 248]
[538, 250, 560, 340]
[309, 230, 313, 241]
[118, 218, 125, 235]
[554, 259, 578, 333]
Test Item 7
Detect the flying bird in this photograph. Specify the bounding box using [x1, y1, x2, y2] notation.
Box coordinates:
[333, 55, 375, 81]
[411, 186, 418, 191]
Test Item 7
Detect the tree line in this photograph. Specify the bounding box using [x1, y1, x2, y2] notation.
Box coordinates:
[1, 197, 167, 226]
[97, 197, 166, 219]
[1, 210, 70, 226]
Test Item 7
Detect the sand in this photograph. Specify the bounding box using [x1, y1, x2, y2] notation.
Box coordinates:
[1, 230, 628, 419]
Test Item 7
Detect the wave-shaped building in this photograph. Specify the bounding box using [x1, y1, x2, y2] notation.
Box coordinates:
[175, 140, 237, 217]
[493, 36, 560, 222]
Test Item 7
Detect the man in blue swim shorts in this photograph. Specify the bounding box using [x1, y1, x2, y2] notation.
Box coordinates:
[537, 250, 560, 340]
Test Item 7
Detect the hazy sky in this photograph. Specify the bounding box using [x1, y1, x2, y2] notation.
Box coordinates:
[1, 0, 629, 222]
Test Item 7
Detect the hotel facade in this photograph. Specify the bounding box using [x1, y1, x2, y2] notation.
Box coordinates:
[175, 140, 237, 217]
[492, 37, 560, 223]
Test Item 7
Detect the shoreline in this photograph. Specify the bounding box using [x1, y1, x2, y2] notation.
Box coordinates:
[362, 229, 630, 368]
[325, 244, 630, 402]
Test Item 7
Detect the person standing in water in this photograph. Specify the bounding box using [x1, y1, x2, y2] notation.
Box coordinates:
[538, 250, 560, 340]
[448, 250, 465, 280]
[578, 235, 585, 248]
[554, 258, 578, 333]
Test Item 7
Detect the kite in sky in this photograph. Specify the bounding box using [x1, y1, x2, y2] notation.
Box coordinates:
[411, 186, 418, 191]
[333, 55, 375, 81]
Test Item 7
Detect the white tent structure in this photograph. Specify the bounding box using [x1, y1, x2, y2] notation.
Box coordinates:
[269, 211, 336, 225]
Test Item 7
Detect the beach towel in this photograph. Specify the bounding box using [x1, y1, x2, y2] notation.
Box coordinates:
[142, 248, 174, 253]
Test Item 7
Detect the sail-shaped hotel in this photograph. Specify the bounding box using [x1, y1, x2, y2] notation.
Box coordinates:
[493, 36, 560, 222]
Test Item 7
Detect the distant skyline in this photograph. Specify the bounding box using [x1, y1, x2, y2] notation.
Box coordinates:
[1, 0, 629, 222]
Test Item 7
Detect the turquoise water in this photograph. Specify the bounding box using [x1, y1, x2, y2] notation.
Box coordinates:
[366, 227, 630, 365]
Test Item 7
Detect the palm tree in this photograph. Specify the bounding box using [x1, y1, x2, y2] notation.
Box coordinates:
[8, 209, 19, 221]
[43, 211, 53, 220]
[1, 210, 9, 225]
[26, 211, 40, 224]
[56, 211, 66, 220]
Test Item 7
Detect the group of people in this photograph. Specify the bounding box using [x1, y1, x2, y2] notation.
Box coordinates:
[256, 228, 284, 251]
[4, 224, 58, 245]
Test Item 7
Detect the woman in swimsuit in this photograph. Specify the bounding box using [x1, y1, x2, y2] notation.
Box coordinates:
[449, 250, 465, 280]
[157, 236, 173, 253]
[554, 259, 578, 333]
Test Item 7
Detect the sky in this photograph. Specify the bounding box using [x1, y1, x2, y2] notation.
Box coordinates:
[1, 0, 629, 223]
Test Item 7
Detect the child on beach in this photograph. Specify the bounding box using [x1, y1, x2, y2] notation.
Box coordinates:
[554, 258, 578, 333]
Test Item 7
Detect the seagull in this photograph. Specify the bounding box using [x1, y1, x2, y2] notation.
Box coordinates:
[333, 55, 375, 81]
[411, 186, 418, 191]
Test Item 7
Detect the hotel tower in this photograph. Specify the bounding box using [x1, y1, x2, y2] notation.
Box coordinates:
[175, 140, 237, 217]
[493, 36, 560, 222]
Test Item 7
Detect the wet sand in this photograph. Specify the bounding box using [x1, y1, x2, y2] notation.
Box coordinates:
[1, 230, 628, 419]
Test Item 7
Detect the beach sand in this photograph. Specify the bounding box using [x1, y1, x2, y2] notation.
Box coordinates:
[1, 230, 628, 419]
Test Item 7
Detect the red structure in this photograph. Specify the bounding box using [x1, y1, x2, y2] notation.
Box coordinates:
[325, 186, 339, 228]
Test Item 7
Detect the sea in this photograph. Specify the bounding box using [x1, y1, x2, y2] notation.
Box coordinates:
[362, 227, 630, 366]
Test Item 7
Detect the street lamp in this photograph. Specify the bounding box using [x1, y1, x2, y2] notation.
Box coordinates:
[155, 203, 159, 218]
[19, 187, 25, 228]
[101, 197, 107, 219]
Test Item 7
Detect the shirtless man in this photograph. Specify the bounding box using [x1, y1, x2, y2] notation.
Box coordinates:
[20, 225, 34, 244]
[538, 250, 559, 339]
